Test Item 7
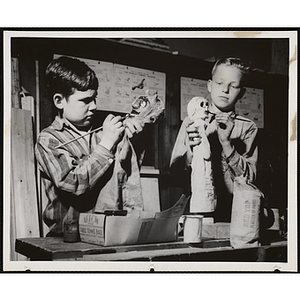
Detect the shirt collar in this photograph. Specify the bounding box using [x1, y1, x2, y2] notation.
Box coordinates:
[52, 115, 69, 131]
[52, 115, 92, 135]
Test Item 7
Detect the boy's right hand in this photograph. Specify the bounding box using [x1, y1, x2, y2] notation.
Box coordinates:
[186, 118, 202, 147]
[99, 114, 125, 151]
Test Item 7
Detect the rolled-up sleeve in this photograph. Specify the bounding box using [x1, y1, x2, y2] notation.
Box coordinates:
[223, 122, 258, 183]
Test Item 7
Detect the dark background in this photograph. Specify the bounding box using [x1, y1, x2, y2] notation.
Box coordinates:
[11, 37, 288, 216]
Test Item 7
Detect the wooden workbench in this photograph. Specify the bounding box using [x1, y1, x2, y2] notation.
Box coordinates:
[15, 237, 287, 262]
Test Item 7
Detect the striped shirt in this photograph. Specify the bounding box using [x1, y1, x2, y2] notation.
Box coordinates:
[35, 116, 115, 235]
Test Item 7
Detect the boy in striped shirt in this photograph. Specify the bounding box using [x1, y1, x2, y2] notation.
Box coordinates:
[35, 56, 144, 236]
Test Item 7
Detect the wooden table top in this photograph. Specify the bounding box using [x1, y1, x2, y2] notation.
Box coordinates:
[15, 237, 287, 261]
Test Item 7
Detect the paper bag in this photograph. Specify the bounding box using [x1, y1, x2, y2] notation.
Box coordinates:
[230, 176, 264, 248]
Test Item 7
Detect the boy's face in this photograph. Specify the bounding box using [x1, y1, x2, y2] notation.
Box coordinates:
[207, 64, 244, 112]
[59, 89, 97, 129]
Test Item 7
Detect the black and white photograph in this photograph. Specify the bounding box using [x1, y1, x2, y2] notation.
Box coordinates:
[2, 29, 297, 273]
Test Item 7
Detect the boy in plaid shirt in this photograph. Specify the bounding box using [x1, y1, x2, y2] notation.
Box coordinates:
[35, 56, 144, 236]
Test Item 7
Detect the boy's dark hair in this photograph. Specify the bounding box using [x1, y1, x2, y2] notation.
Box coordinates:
[211, 57, 250, 83]
[45, 56, 99, 101]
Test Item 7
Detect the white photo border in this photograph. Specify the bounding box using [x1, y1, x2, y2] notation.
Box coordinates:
[3, 29, 298, 272]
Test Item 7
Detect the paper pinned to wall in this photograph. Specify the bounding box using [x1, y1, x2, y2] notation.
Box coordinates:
[113, 64, 166, 113]
[180, 76, 264, 128]
[89, 60, 115, 111]
[54, 54, 166, 114]
[235, 87, 264, 128]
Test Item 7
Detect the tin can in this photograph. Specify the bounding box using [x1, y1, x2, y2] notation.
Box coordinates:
[63, 221, 80, 243]
[183, 214, 204, 243]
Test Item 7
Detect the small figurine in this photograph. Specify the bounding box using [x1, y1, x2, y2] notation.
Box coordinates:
[187, 97, 216, 213]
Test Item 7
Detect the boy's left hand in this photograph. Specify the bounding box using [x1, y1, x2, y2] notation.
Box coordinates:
[215, 113, 235, 144]
[124, 119, 145, 139]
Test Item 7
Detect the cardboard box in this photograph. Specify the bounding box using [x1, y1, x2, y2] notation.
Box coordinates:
[202, 222, 231, 239]
[79, 194, 188, 246]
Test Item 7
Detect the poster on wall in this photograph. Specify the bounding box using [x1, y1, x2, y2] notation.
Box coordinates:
[180, 76, 264, 128]
[235, 87, 264, 128]
[113, 64, 166, 113]
[54, 54, 166, 114]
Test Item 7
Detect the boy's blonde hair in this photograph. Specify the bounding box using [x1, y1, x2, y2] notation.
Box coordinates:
[211, 57, 250, 84]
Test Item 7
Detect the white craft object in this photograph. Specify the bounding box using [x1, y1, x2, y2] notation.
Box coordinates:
[187, 97, 217, 213]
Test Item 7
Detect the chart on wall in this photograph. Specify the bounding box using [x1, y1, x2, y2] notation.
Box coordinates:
[113, 64, 166, 113]
[180, 76, 264, 128]
[54, 54, 166, 114]
[235, 87, 264, 128]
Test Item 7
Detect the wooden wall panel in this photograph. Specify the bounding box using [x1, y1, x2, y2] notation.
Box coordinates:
[11, 108, 40, 260]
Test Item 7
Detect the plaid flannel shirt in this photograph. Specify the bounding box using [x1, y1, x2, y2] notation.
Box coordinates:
[35, 116, 115, 235]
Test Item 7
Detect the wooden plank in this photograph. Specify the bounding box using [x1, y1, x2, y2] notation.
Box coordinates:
[78, 240, 287, 261]
[79, 245, 234, 261]
[15, 236, 230, 260]
[11, 108, 40, 260]
[41, 182, 49, 237]
[11, 57, 21, 108]
[34, 60, 45, 236]
[15, 236, 287, 262]
[10, 167, 17, 261]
